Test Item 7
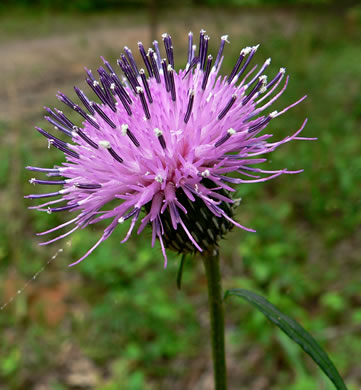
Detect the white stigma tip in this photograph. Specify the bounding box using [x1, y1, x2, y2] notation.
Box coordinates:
[99, 140, 111, 149]
[259, 75, 267, 82]
[139, 68, 145, 75]
[155, 174, 163, 183]
[253, 44, 260, 51]
[265, 58, 271, 65]
[110, 83, 115, 90]
[201, 169, 210, 177]
[93, 80, 99, 87]
[280, 67, 286, 74]
[154, 128, 163, 137]
[227, 128, 236, 135]
[241, 47, 252, 55]
[167, 64, 173, 72]
[136, 86, 143, 94]
[270, 111, 278, 118]
[221, 35, 230, 43]
[30, 178, 36, 184]
[121, 123, 129, 135]
[137, 41, 142, 46]
[162, 33, 168, 39]
[118, 217, 125, 224]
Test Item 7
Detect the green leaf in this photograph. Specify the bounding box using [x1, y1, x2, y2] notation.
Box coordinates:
[224, 288, 347, 390]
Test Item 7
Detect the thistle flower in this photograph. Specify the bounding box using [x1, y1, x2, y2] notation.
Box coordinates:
[26, 30, 312, 266]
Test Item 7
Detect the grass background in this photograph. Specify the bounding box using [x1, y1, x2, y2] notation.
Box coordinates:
[0, 1, 360, 389]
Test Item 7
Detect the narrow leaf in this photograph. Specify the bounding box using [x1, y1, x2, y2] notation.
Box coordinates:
[225, 288, 347, 390]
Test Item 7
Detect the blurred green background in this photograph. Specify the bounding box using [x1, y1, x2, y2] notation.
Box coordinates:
[0, 0, 360, 389]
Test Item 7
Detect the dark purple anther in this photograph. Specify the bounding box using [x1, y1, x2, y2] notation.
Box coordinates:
[26, 166, 60, 173]
[215, 133, 231, 148]
[91, 102, 116, 128]
[73, 104, 100, 130]
[36, 127, 68, 147]
[152, 40, 162, 69]
[74, 127, 99, 149]
[119, 207, 140, 223]
[74, 86, 95, 114]
[44, 116, 73, 137]
[139, 69, 153, 103]
[108, 147, 123, 164]
[148, 49, 161, 83]
[30, 178, 66, 185]
[161, 59, 170, 92]
[137, 87, 151, 120]
[25, 191, 62, 199]
[266, 67, 286, 90]
[236, 45, 259, 80]
[214, 35, 229, 69]
[242, 76, 266, 105]
[121, 124, 140, 147]
[184, 90, 195, 124]
[48, 203, 78, 213]
[86, 78, 116, 112]
[182, 56, 199, 79]
[51, 141, 80, 159]
[200, 35, 209, 70]
[162, 33, 174, 68]
[198, 29, 206, 67]
[84, 67, 95, 82]
[168, 66, 176, 102]
[75, 183, 102, 189]
[227, 52, 245, 84]
[202, 55, 213, 90]
[138, 42, 153, 77]
[218, 94, 237, 120]
[117, 58, 138, 93]
[187, 32, 194, 66]
[99, 141, 123, 163]
[54, 108, 75, 130]
[124, 46, 139, 77]
[110, 73, 132, 105]
[248, 111, 276, 133]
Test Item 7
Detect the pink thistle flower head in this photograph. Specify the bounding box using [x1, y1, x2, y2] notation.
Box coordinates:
[26, 30, 313, 267]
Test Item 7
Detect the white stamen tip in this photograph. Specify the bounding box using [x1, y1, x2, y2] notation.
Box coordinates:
[136, 86, 143, 94]
[241, 46, 252, 55]
[265, 58, 271, 65]
[167, 64, 173, 72]
[99, 140, 111, 149]
[270, 111, 278, 118]
[47, 207, 52, 215]
[30, 178, 36, 184]
[120, 123, 129, 135]
[162, 33, 168, 39]
[110, 83, 115, 90]
[280, 67, 286, 74]
[155, 174, 163, 183]
[93, 80, 99, 87]
[201, 169, 210, 177]
[227, 128, 236, 135]
[118, 217, 125, 224]
[221, 35, 230, 43]
[139, 68, 145, 75]
[154, 128, 163, 137]
[253, 44, 260, 51]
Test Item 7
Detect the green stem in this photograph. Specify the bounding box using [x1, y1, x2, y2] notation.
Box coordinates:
[202, 247, 227, 390]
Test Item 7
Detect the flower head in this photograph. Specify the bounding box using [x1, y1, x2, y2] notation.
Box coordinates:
[26, 30, 313, 266]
